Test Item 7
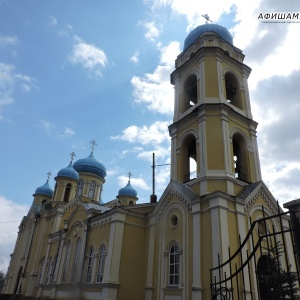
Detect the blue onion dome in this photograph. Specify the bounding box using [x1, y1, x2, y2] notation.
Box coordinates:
[183, 23, 233, 51]
[118, 181, 138, 198]
[57, 163, 79, 180]
[35, 181, 53, 197]
[73, 152, 106, 178]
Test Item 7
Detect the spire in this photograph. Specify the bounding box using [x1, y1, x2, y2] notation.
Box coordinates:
[90, 139, 97, 154]
[70, 151, 76, 164]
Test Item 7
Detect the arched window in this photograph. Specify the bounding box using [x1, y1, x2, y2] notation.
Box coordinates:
[183, 74, 197, 111]
[37, 257, 45, 286]
[181, 135, 198, 182]
[88, 181, 96, 199]
[45, 256, 52, 284]
[232, 133, 249, 182]
[77, 180, 84, 197]
[71, 238, 81, 283]
[86, 247, 94, 283]
[63, 183, 72, 202]
[169, 244, 180, 286]
[61, 240, 71, 283]
[225, 72, 242, 109]
[96, 245, 106, 283]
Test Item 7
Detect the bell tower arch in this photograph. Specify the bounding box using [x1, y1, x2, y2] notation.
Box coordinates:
[169, 23, 261, 196]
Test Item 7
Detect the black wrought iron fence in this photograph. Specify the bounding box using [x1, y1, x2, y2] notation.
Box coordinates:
[210, 204, 300, 300]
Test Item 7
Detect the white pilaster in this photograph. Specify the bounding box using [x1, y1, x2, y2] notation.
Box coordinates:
[192, 202, 202, 300]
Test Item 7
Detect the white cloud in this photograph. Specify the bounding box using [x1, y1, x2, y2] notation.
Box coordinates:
[0, 35, 19, 48]
[142, 21, 160, 42]
[130, 50, 140, 64]
[62, 127, 75, 138]
[0, 63, 36, 119]
[146, 0, 236, 30]
[0, 196, 29, 271]
[69, 36, 108, 78]
[48, 15, 58, 27]
[131, 41, 180, 115]
[14, 74, 37, 93]
[39, 119, 55, 135]
[111, 121, 170, 145]
[118, 175, 150, 191]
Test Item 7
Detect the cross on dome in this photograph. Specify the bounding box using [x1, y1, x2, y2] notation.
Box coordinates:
[202, 14, 212, 24]
[70, 151, 76, 163]
[46, 171, 52, 182]
[90, 139, 98, 154]
[128, 172, 132, 182]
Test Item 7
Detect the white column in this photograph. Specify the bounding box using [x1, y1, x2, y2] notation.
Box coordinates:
[210, 196, 229, 280]
[103, 212, 125, 284]
[145, 217, 156, 300]
[198, 113, 207, 195]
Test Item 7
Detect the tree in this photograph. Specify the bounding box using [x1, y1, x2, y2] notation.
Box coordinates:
[0, 270, 5, 293]
[258, 241, 300, 300]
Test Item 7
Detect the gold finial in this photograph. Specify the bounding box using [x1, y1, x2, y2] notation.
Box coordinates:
[90, 139, 97, 154]
[202, 14, 212, 24]
[70, 151, 76, 163]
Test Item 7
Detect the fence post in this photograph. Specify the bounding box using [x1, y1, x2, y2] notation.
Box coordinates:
[284, 199, 300, 267]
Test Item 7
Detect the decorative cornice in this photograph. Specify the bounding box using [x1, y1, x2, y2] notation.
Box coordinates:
[156, 186, 192, 219]
[244, 186, 277, 215]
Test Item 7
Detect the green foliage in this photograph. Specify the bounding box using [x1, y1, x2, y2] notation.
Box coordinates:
[258, 241, 300, 300]
[0, 270, 5, 293]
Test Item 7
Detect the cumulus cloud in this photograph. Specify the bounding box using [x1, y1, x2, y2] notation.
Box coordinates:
[61, 127, 76, 138]
[142, 21, 160, 42]
[0, 35, 19, 48]
[130, 50, 140, 64]
[118, 175, 150, 191]
[69, 36, 108, 78]
[131, 41, 180, 115]
[0, 196, 29, 271]
[111, 121, 170, 145]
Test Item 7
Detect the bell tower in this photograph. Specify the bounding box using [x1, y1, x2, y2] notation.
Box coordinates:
[169, 23, 261, 196]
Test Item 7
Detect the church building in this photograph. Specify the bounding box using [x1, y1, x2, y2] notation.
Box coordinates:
[2, 23, 297, 300]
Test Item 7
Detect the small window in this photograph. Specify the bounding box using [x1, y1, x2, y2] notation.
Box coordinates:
[171, 215, 178, 227]
[71, 238, 81, 283]
[183, 75, 197, 111]
[88, 181, 96, 199]
[63, 183, 72, 202]
[61, 240, 71, 283]
[45, 256, 52, 284]
[257, 219, 268, 236]
[37, 257, 45, 286]
[86, 247, 94, 283]
[169, 244, 180, 286]
[96, 245, 106, 283]
[225, 73, 241, 109]
[77, 180, 84, 197]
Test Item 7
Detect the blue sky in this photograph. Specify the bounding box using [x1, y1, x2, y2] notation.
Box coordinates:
[1, 0, 300, 271]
